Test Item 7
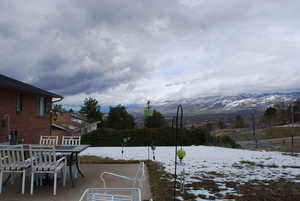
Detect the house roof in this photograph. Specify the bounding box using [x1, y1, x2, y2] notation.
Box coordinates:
[52, 123, 81, 133]
[0, 74, 63, 98]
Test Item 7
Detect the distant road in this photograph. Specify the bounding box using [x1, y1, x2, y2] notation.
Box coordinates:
[237, 136, 300, 148]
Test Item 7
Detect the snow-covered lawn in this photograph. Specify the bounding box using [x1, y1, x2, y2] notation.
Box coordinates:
[81, 146, 300, 200]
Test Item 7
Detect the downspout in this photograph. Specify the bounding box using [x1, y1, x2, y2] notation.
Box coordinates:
[50, 97, 64, 136]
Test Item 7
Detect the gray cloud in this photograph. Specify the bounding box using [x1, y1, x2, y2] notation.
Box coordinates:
[1, 0, 300, 105]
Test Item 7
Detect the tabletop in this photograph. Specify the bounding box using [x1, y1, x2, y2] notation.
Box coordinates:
[0, 144, 90, 153]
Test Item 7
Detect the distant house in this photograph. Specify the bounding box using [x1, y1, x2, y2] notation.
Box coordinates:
[52, 112, 101, 136]
[0, 74, 63, 144]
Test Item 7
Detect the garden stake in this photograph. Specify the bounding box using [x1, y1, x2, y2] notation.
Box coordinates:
[151, 143, 156, 160]
[174, 104, 183, 201]
[177, 148, 186, 193]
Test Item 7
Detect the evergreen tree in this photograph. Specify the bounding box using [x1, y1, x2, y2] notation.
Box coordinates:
[293, 99, 300, 122]
[106, 105, 135, 129]
[264, 106, 277, 127]
[235, 114, 245, 128]
[80, 97, 103, 122]
[274, 102, 289, 125]
[145, 110, 167, 128]
[53, 104, 66, 113]
[217, 120, 225, 129]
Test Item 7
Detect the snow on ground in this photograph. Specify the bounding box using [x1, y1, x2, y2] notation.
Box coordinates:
[81, 146, 300, 199]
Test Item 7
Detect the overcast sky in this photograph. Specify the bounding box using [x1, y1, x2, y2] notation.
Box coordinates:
[1, 0, 300, 106]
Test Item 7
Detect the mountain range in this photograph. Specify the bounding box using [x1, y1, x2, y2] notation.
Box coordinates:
[127, 92, 300, 117]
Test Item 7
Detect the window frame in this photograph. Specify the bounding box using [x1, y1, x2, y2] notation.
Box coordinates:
[37, 96, 46, 116]
[16, 92, 23, 113]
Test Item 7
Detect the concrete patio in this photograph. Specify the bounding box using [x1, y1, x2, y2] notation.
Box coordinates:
[0, 163, 152, 201]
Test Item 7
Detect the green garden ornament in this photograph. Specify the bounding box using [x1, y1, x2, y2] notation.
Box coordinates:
[177, 148, 186, 193]
[144, 108, 154, 117]
[177, 148, 186, 162]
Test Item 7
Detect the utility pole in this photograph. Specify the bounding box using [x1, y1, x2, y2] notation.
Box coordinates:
[251, 107, 258, 147]
[291, 104, 295, 154]
[147, 101, 150, 160]
[144, 100, 153, 160]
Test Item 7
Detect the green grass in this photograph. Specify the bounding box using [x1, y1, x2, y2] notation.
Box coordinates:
[214, 128, 260, 141]
[146, 161, 174, 201]
[216, 127, 300, 142]
[264, 127, 300, 139]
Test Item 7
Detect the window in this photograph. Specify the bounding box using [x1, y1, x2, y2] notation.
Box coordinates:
[16, 92, 22, 112]
[37, 96, 45, 116]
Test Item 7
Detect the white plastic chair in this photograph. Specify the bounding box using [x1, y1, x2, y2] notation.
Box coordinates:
[40, 136, 59, 145]
[100, 162, 145, 190]
[79, 188, 141, 201]
[62, 136, 81, 146]
[29, 145, 67, 195]
[0, 145, 31, 194]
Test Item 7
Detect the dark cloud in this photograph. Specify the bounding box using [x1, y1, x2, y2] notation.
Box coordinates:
[0, 0, 300, 105]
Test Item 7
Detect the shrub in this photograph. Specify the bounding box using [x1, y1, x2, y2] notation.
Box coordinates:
[81, 127, 239, 148]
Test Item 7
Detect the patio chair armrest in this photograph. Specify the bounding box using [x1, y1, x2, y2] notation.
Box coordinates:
[24, 157, 34, 163]
[100, 171, 133, 184]
[0, 155, 8, 162]
[56, 156, 66, 165]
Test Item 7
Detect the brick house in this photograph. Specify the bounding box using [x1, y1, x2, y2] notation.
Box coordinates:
[52, 112, 83, 136]
[0, 74, 63, 144]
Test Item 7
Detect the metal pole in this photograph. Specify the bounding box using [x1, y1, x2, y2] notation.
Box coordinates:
[146, 101, 151, 160]
[174, 105, 183, 201]
[291, 104, 294, 154]
[145, 114, 149, 160]
[252, 108, 257, 147]
[172, 117, 175, 129]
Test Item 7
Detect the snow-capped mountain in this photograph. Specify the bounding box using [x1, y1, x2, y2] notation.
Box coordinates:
[128, 92, 300, 116]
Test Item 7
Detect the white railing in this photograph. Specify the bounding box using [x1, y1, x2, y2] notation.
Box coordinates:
[62, 136, 81, 146]
[39, 136, 58, 145]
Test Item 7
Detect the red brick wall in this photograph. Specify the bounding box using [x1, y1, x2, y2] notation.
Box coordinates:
[0, 88, 53, 144]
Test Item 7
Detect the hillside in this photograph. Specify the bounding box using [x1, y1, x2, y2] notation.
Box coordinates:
[128, 92, 300, 117]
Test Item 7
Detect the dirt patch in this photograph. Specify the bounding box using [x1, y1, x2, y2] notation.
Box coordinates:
[236, 179, 300, 201]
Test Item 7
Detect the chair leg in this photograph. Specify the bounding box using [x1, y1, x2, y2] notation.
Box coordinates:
[30, 172, 34, 195]
[139, 180, 144, 191]
[22, 170, 26, 194]
[53, 172, 57, 196]
[74, 167, 78, 179]
[63, 167, 66, 187]
[10, 173, 14, 184]
[39, 174, 43, 186]
[0, 171, 3, 194]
